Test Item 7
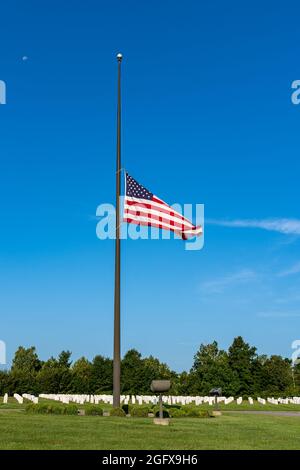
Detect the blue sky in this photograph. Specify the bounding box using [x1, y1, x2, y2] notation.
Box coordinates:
[1, 1, 300, 371]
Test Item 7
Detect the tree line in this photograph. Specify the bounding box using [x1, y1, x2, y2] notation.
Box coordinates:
[0, 336, 299, 397]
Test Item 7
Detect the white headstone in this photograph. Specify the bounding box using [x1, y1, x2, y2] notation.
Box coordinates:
[13, 393, 23, 404]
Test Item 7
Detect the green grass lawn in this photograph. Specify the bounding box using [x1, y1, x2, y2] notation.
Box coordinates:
[1, 398, 300, 450]
[0, 409, 300, 450]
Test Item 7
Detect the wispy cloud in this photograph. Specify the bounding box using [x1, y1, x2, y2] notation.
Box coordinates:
[200, 269, 257, 294]
[277, 262, 300, 277]
[207, 218, 300, 235]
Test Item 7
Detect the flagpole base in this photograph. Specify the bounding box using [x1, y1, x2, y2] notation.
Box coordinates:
[153, 418, 170, 426]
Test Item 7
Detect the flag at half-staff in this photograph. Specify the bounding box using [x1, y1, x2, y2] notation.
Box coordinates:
[123, 172, 202, 239]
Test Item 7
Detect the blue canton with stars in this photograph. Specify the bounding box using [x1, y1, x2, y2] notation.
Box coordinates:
[126, 173, 153, 200]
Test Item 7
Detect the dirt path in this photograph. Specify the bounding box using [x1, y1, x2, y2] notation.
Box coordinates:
[0, 409, 24, 413]
[225, 410, 300, 417]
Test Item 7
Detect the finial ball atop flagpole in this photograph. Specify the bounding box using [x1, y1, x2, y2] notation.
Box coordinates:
[117, 53, 123, 61]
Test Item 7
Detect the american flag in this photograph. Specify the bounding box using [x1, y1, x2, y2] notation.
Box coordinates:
[123, 172, 202, 240]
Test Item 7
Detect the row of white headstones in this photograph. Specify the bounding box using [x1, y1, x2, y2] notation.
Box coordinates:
[3, 393, 300, 406]
[2, 393, 38, 404]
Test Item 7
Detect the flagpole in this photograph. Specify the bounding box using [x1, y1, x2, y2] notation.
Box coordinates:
[113, 52, 122, 408]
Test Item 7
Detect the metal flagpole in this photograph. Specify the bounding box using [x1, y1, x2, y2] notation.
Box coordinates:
[113, 52, 122, 408]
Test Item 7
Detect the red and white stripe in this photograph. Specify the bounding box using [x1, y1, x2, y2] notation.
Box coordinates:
[124, 195, 202, 239]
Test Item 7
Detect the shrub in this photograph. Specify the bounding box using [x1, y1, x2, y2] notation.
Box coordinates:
[130, 405, 151, 417]
[37, 403, 51, 414]
[25, 403, 36, 413]
[26, 403, 52, 414]
[152, 406, 169, 418]
[25, 403, 78, 415]
[110, 407, 126, 417]
[164, 404, 181, 410]
[181, 406, 214, 418]
[122, 404, 129, 415]
[85, 405, 103, 416]
[198, 410, 214, 418]
[48, 404, 63, 415]
[184, 407, 200, 418]
[64, 404, 78, 415]
[169, 408, 187, 418]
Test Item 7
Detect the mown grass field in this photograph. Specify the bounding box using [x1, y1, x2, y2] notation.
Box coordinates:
[0, 411, 300, 450]
[0, 399, 300, 449]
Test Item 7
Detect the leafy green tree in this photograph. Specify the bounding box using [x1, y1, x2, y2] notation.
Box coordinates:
[71, 357, 92, 393]
[0, 370, 10, 395]
[3, 341, 297, 397]
[250, 354, 267, 396]
[260, 355, 293, 396]
[36, 358, 60, 393]
[90, 355, 113, 393]
[293, 362, 300, 394]
[191, 341, 239, 395]
[228, 336, 257, 396]
[12, 346, 41, 373]
[36, 352, 73, 393]
[8, 346, 42, 394]
[175, 371, 193, 395]
[143, 355, 175, 392]
[58, 351, 72, 369]
[121, 349, 145, 394]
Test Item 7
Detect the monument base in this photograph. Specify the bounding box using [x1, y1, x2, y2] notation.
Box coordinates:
[153, 418, 170, 426]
